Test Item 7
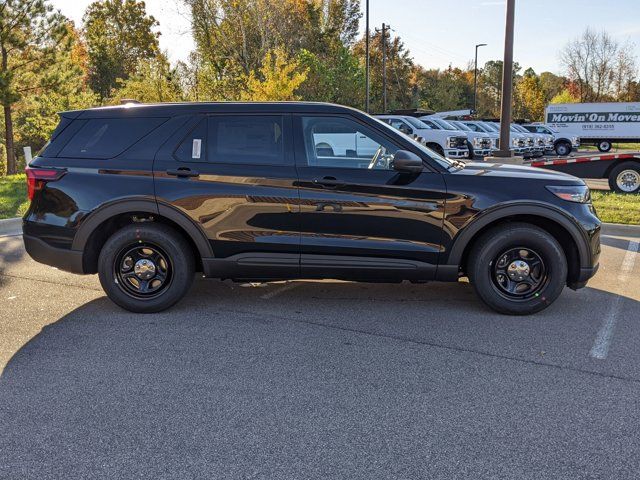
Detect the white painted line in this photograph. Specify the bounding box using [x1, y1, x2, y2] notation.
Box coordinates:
[260, 282, 299, 300]
[590, 240, 639, 360]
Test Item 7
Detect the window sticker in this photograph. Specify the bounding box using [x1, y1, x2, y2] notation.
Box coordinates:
[192, 138, 202, 159]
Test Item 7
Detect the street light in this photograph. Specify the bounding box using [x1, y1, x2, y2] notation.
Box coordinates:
[473, 43, 487, 115]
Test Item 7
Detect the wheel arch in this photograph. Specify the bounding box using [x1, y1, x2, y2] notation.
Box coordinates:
[445, 204, 590, 284]
[72, 198, 213, 274]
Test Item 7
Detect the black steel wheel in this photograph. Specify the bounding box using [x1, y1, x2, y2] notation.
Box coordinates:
[491, 247, 548, 301]
[115, 243, 172, 299]
[98, 223, 195, 313]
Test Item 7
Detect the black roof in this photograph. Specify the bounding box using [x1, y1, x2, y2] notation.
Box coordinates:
[62, 101, 365, 119]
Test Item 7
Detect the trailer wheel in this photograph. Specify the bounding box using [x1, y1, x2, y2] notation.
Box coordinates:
[555, 141, 571, 156]
[608, 162, 640, 194]
[597, 140, 612, 153]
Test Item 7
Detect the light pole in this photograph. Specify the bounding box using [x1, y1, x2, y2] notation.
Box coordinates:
[496, 0, 515, 158]
[473, 43, 487, 115]
[365, 0, 370, 113]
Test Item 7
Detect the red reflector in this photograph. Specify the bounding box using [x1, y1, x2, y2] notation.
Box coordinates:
[25, 167, 66, 201]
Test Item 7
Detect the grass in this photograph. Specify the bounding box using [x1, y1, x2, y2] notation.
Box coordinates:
[591, 191, 640, 225]
[581, 143, 640, 152]
[0, 174, 29, 220]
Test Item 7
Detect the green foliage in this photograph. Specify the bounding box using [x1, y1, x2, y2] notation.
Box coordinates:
[113, 54, 184, 103]
[550, 89, 579, 104]
[514, 72, 546, 121]
[84, 0, 160, 100]
[415, 67, 473, 113]
[0, 0, 71, 174]
[240, 48, 308, 101]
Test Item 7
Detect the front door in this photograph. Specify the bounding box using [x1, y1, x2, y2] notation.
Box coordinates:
[293, 115, 447, 281]
[154, 113, 300, 279]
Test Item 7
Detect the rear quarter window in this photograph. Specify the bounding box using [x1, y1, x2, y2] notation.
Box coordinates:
[59, 117, 168, 159]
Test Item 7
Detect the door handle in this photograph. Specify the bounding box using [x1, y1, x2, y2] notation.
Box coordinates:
[313, 176, 343, 188]
[166, 167, 199, 178]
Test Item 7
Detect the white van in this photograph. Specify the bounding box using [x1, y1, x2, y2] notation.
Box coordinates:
[546, 102, 640, 152]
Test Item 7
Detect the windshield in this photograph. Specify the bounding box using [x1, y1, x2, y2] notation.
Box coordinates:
[370, 116, 455, 169]
[431, 118, 458, 131]
[482, 122, 500, 132]
[512, 124, 528, 133]
[404, 116, 431, 129]
[450, 121, 472, 131]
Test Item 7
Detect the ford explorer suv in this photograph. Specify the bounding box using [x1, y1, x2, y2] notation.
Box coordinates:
[375, 114, 468, 159]
[23, 102, 600, 315]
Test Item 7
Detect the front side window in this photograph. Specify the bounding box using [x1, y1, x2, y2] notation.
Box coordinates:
[208, 115, 285, 165]
[301, 116, 399, 170]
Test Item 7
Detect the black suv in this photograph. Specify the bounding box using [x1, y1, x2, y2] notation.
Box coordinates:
[23, 102, 601, 315]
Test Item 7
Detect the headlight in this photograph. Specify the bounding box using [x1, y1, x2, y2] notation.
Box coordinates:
[472, 137, 482, 148]
[546, 185, 591, 203]
[511, 138, 518, 147]
[572, 136, 580, 145]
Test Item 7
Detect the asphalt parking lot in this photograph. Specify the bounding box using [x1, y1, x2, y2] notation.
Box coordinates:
[1, 228, 639, 479]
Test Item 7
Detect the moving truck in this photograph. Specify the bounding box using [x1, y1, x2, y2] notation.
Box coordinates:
[545, 102, 640, 152]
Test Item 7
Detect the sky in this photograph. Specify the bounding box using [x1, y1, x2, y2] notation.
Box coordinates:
[51, 0, 640, 75]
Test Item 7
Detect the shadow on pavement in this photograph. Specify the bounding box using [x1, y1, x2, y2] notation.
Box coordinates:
[1, 280, 639, 478]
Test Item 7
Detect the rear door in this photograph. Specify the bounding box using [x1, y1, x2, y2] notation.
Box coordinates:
[154, 113, 300, 279]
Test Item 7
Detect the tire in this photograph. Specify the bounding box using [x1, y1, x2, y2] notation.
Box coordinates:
[555, 141, 571, 156]
[427, 143, 445, 157]
[468, 223, 567, 315]
[608, 162, 640, 194]
[597, 140, 612, 153]
[98, 223, 195, 313]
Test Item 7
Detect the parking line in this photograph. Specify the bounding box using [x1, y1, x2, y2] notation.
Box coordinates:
[260, 282, 299, 300]
[590, 240, 639, 360]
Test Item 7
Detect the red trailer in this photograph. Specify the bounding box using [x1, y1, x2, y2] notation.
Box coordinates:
[528, 152, 640, 194]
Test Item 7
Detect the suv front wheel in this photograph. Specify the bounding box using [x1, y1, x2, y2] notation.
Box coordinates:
[98, 223, 195, 313]
[468, 223, 567, 315]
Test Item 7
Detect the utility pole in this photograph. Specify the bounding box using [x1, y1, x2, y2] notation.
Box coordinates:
[496, 0, 516, 158]
[473, 43, 487, 114]
[382, 23, 388, 113]
[365, 0, 370, 113]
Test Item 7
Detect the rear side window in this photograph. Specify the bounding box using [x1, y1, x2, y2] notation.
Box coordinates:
[59, 117, 167, 159]
[208, 115, 285, 165]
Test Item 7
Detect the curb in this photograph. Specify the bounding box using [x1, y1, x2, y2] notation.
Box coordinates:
[0, 217, 23, 236]
[602, 222, 640, 238]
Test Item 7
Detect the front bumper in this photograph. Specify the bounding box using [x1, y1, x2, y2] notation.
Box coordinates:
[445, 149, 469, 159]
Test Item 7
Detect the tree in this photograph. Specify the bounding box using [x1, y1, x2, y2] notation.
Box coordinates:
[550, 89, 579, 104]
[560, 27, 638, 102]
[0, 0, 69, 174]
[13, 23, 97, 154]
[353, 29, 414, 112]
[113, 53, 184, 103]
[539, 71, 566, 103]
[414, 66, 473, 113]
[477, 60, 521, 117]
[240, 48, 308, 101]
[514, 70, 545, 121]
[84, 0, 160, 100]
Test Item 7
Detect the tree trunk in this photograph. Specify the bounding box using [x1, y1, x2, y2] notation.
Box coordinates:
[3, 103, 16, 175]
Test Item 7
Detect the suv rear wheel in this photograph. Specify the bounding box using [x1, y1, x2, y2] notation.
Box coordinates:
[468, 223, 567, 315]
[98, 223, 195, 313]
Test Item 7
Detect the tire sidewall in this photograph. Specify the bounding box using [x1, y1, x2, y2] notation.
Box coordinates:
[555, 141, 570, 156]
[98, 224, 195, 313]
[597, 141, 612, 153]
[470, 225, 567, 315]
[608, 163, 640, 194]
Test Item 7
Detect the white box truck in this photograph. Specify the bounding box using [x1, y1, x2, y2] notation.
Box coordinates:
[545, 102, 640, 152]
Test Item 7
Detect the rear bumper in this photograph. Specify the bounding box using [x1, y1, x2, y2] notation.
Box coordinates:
[23, 234, 85, 274]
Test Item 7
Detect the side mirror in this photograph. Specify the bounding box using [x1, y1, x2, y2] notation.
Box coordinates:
[393, 150, 423, 173]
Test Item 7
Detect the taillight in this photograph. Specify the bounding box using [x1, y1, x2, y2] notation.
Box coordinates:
[25, 167, 66, 201]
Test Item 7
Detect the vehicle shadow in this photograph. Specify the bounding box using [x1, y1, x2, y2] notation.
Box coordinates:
[1, 278, 639, 477]
[600, 235, 638, 252]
